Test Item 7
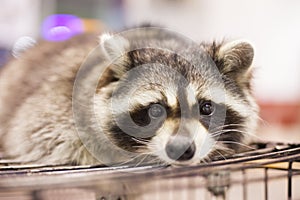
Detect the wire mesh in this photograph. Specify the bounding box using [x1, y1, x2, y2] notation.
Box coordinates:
[0, 142, 300, 200]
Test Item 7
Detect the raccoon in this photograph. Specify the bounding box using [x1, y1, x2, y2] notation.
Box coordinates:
[0, 28, 259, 166]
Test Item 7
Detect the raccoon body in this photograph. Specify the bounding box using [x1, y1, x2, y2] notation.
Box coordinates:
[0, 28, 259, 166]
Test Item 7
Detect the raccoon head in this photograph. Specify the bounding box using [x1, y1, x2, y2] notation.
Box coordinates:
[94, 33, 259, 166]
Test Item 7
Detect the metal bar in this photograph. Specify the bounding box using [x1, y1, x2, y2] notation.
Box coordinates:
[242, 169, 247, 200]
[288, 162, 293, 200]
[0, 142, 300, 199]
[264, 168, 268, 200]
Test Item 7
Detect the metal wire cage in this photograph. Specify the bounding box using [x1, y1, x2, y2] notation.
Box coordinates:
[0, 142, 300, 200]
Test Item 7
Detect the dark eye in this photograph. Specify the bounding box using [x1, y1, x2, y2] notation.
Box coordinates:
[148, 104, 165, 118]
[200, 101, 215, 115]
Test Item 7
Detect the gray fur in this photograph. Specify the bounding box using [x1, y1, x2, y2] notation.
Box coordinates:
[0, 29, 259, 166]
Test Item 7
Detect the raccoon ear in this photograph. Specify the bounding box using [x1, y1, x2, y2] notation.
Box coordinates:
[100, 33, 129, 61]
[99, 33, 130, 79]
[217, 40, 254, 77]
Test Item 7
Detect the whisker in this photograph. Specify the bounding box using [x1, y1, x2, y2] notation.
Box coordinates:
[215, 149, 227, 160]
[115, 151, 152, 166]
[211, 128, 269, 144]
[218, 140, 256, 150]
[116, 156, 139, 166]
[201, 156, 211, 164]
[116, 146, 165, 166]
[209, 124, 248, 132]
[132, 149, 165, 166]
[112, 148, 156, 166]
[147, 157, 165, 166]
[131, 145, 148, 150]
[134, 154, 151, 167]
[132, 137, 150, 145]
[139, 147, 168, 166]
[213, 143, 236, 154]
[211, 129, 250, 137]
[257, 115, 270, 127]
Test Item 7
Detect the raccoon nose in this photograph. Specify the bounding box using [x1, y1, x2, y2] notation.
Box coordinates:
[165, 137, 196, 161]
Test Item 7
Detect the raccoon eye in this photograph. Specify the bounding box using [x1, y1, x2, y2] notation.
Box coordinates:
[200, 101, 215, 115]
[148, 104, 165, 118]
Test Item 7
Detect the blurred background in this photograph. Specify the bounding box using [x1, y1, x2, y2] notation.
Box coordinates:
[0, 0, 299, 142]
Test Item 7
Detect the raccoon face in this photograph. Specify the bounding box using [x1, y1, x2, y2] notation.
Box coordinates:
[94, 33, 259, 166]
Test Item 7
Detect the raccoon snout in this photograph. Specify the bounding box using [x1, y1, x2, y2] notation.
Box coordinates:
[165, 136, 196, 161]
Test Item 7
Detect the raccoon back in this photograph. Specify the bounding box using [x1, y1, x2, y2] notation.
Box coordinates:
[0, 34, 98, 163]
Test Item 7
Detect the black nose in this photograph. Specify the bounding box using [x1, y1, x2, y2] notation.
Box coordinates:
[165, 137, 196, 161]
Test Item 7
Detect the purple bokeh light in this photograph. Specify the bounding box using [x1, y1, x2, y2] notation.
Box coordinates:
[42, 14, 84, 41]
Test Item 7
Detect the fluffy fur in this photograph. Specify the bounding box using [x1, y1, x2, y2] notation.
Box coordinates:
[0, 29, 259, 166]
